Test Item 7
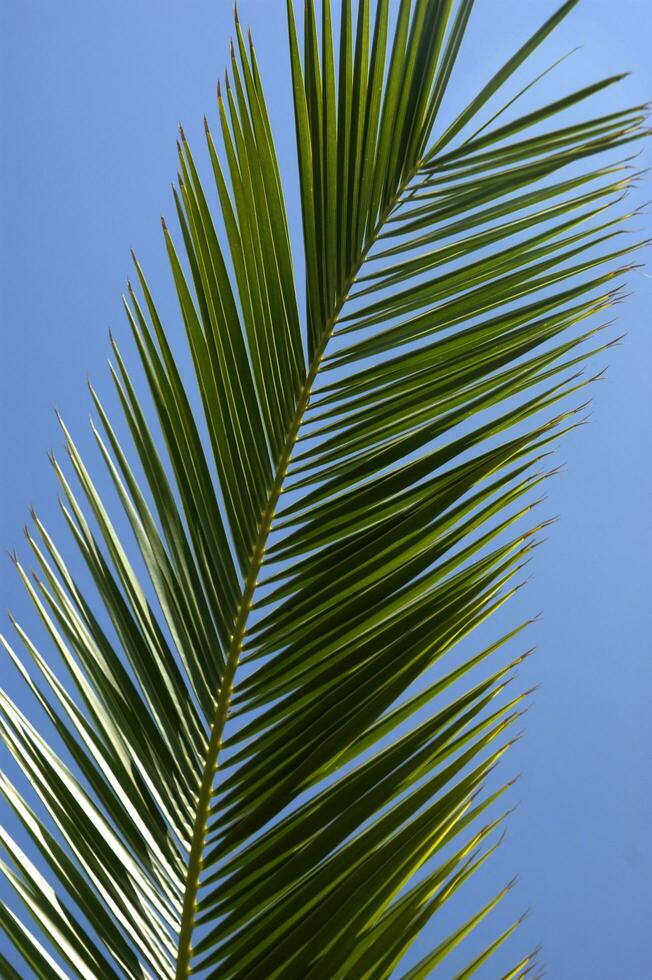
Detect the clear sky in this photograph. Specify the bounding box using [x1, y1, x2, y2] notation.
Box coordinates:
[1, 1, 651, 977]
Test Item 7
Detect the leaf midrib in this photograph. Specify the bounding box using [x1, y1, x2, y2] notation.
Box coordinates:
[173, 177, 414, 977]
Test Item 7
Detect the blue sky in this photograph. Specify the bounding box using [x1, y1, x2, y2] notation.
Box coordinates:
[1, 1, 651, 976]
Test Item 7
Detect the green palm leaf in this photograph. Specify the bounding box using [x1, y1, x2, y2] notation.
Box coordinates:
[1, 1, 647, 976]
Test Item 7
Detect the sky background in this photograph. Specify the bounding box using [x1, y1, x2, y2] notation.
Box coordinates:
[1, 1, 651, 977]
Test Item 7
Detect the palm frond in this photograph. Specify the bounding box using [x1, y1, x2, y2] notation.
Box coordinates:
[1, 1, 647, 977]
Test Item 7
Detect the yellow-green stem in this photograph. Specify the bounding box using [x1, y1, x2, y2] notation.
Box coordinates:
[173, 184, 410, 976]
[174, 317, 338, 977]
